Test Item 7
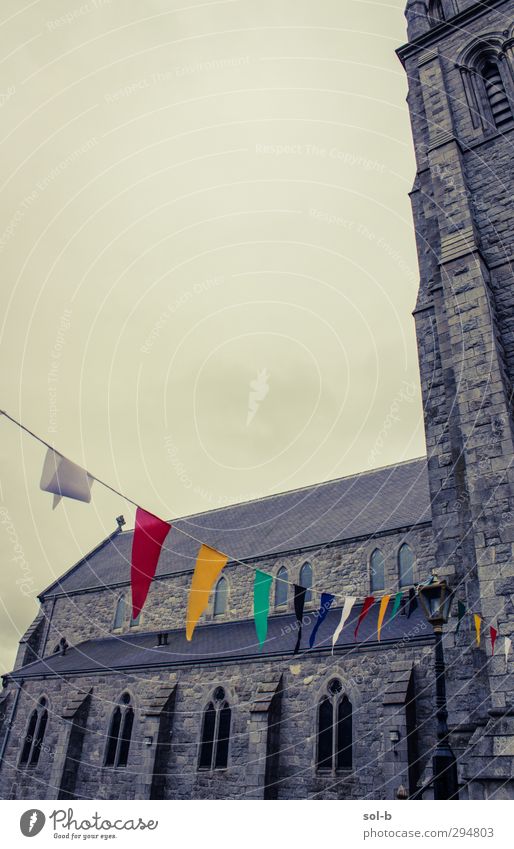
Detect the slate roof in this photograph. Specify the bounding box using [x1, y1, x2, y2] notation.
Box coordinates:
[41, 457, 431, 596]
[9, 599, 433, 680]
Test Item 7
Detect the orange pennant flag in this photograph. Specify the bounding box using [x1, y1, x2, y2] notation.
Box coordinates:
[186, 544, 228, 641]
[474, 614, 482, 647]
[377, 594, 391, 642]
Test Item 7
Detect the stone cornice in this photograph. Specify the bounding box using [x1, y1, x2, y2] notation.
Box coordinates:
[397, 0, 509, 66]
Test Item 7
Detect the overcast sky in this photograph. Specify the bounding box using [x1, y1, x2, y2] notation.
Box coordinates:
[0, 0, 425, 672]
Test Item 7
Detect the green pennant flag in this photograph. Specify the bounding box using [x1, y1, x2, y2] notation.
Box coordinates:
[254, 570, 273, 649]
[390, 591, 403, 621]
[455, 600, 466, 633]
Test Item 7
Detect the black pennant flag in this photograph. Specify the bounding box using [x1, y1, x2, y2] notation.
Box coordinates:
[293, 584, 307, 654]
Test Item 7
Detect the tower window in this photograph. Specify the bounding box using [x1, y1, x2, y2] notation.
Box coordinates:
[198, 687, 231, 770]
[275, 566, 288, 608]
[299, 562, 313, 603]
[317, 679, 352, 772]
[104, 693, 134, 767]
[213, 576, 228, 617]
[370, 549, 385, 593]
[481, 61, 514, 131]
[398, 543, 415, 588]
[428, 0, 445, 26]
[19, 697, 48, 767]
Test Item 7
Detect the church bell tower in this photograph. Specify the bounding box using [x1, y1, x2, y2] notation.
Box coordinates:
[398, 0, 514, 798]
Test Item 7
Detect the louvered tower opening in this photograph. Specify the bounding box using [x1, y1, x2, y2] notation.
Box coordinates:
[482, 61, 514, 131]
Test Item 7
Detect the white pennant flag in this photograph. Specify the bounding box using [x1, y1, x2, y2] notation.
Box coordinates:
[506, 637, 512, 663]
[332, 596, 356, 654]
[40, 448, 93, 509]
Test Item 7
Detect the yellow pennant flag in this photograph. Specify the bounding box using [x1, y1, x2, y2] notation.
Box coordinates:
[377, 594, 391, 642]
[474, 613, 482, 647]
[186, 544, 228, 641]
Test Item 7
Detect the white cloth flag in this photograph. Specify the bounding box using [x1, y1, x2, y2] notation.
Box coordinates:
[40, 448, 93, 509]
[332, 596, 356, 654]
[506, 637, 512, 663]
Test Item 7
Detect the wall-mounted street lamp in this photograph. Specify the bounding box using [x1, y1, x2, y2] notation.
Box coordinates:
[417, 577, 459, 800]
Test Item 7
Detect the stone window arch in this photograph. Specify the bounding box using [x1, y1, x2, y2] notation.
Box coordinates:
[370, 548, 385, 593]
[458, 36, 514, 132]
[275, 566, 288, 608]
[398, 543, 415, 588]
[198, 686, 231, 770]
[19, 695, 49, 767]
[112, 594, 126, 630]
[316, 678, 352, 772]
[213, 576, 228, 617]
[104, 692, 134, 768]
[300, 561, 313, 603]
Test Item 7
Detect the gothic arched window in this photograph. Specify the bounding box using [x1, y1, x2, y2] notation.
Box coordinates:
[428, 0, 445, 26]
[398, 543, 415, 588]
[370, 549, 385, 593]
[480, 59, 513, 131]
[317, 679, 352, 772]
[275, 566, 288, 608]
[113, 595, 126, 630]
[104, 693, 134, 767]
[19, 697, 48, 767]
[213, 576, 228, 617]
[198, 687, 231, 770]
[130, 611, 141, 628]
[300, 562, 313, 603]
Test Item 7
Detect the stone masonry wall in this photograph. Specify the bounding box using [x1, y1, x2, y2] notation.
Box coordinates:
[0, 641, 437, 800]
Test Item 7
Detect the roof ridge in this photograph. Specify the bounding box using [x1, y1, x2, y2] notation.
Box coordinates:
[154, 454, 427, 529]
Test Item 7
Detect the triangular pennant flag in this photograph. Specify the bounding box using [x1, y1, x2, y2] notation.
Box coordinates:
[474, 613, 482, 647]
[332, 597, 356, 654]
[406, 587, 418, 618]
[389, 591, 403, 621]
[131, 507, 171, 619]
[254, 570, 273, 650]
[377, 594, 391, 642]
[490, 625, 498, 656]
[354, 596, 375, 640]
[186, 545, 228, 640]
[505, 637, 512, 662]
[293, 584, 307, 654]
[455, 600, 466, 633]
[40, 447, 93, 508]
[309, 593, 335, 649]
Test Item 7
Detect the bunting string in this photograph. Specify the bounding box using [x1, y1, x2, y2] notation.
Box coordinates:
[1, 408, 511, 660]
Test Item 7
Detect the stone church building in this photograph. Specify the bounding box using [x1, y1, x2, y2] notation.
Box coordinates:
[1, 0, 513, 800]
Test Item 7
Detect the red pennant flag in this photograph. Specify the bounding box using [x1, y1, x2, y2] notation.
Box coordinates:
[131, 507, 171, 619]
[490, 625, 498, 656]
[354, 596, 375, 640]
